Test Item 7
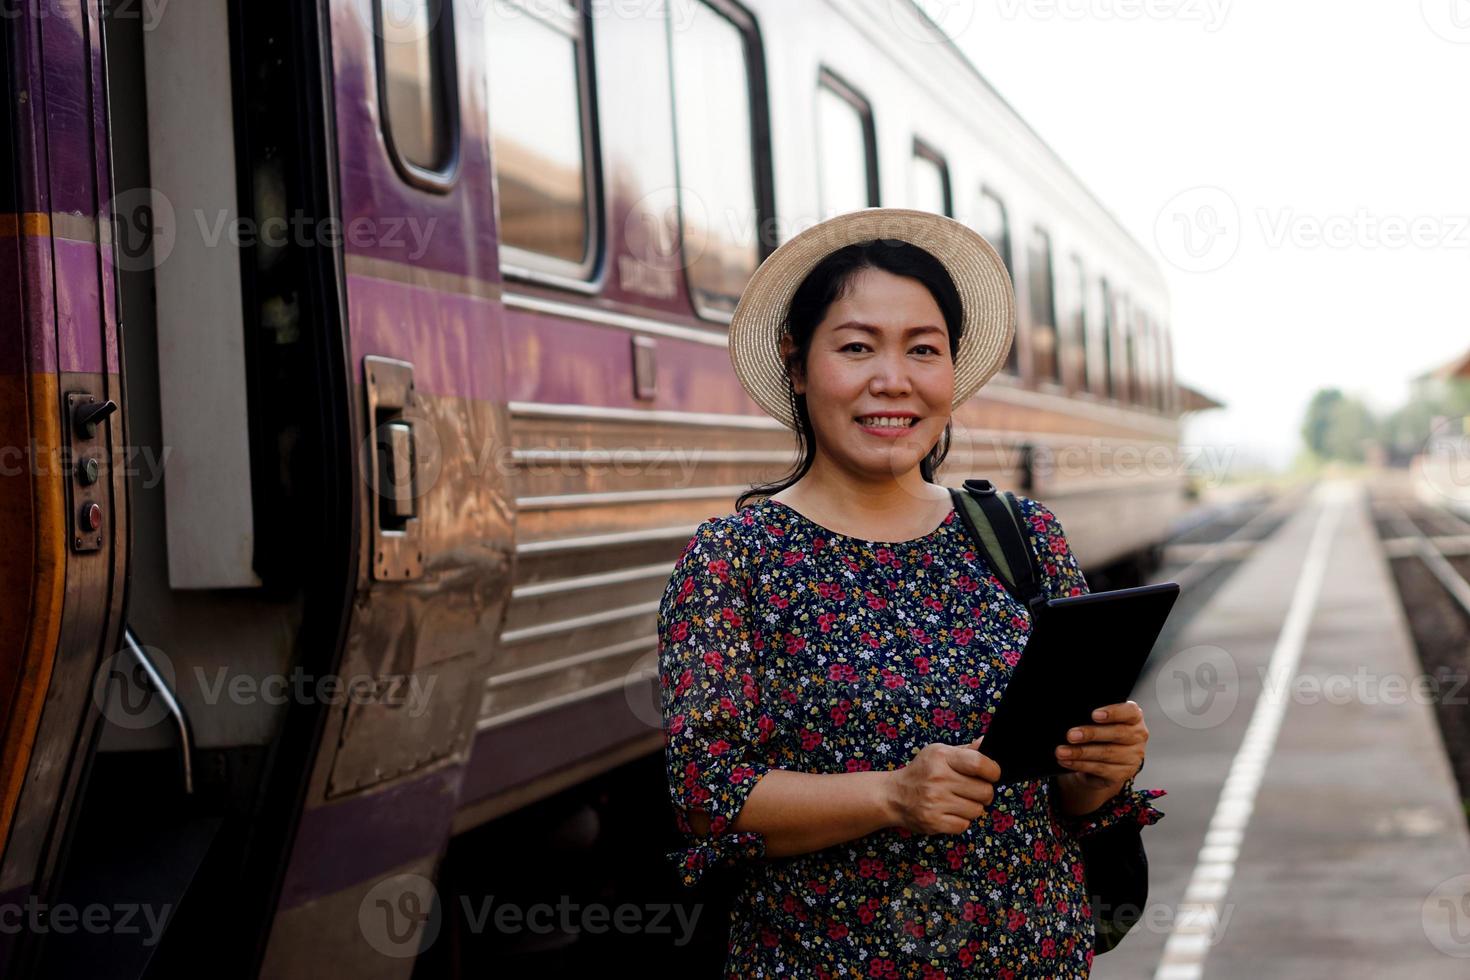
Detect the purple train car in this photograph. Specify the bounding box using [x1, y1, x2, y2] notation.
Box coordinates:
[0, 0, 1202, 975]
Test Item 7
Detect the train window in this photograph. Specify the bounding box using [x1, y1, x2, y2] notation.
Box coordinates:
[1142, 313, 1153, 408]
[910, 139, 952, 216]
[981, 191, 1017, 376]
[670, 0, 773, 320]
[1150, 315, 1161, 409]
[1161, 326, 1175, 413]
[376, 0, 459, 188]
[1149, 317, 1162, 410]
[1066, 253, 1088, 392]
[1136, 311, 1152, 408]
[974, 188, 1016, 373]
[974, 188, 1013, 277]
[1098, 277, 1115, 399]
[816, 68, 879, 216]
[1148, 315, 1163, 410]
[1118, 295, 1135, 404]
[1152, 317, 1163, 410]
[486, 0, 598, 276]
[1162, 325, 1174, 412]
[1026, 226, 1059, 384]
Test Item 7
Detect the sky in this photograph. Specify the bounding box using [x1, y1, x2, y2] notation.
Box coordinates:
[920, 0, 1470, 473]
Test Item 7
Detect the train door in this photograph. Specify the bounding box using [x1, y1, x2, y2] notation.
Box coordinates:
[2, 0, 511, 974]
[1, 0, 351, 976]
[0, 2, 135, 975]
[8, 1, 361, 977]
[255, 1, 515, 976]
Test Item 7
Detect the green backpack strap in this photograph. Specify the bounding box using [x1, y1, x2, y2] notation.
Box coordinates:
[948, 479, 1043, 609]
[951, 487, 1015, 588]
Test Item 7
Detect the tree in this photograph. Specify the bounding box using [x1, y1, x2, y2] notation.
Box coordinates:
[1381, 378, 1470, 465]
[1301, 389, 1342, 459]
[1300, 387, 1378, 463]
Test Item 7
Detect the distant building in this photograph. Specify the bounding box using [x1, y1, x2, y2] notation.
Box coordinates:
[1421, 348, 1470, 382]
[1175, 383, 1226, 414]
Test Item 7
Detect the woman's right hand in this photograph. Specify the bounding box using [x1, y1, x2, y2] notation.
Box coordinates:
[885, 737, 1001, 835]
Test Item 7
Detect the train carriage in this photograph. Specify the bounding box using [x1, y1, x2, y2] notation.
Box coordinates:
[0, 0, 1191, 975]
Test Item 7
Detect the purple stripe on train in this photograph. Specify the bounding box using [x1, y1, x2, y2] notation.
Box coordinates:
[500, 304, 764, 417]
[277, 766, 462, 910]
[54, 238, 111, 375]
[38, 0, 98, 218]
[349, 274, 766, 416]
[0, 235, 58, 376]
[346, 273, 503, 402]
[458, 680, 661, 807]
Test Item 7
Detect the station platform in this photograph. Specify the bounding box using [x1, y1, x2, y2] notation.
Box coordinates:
[1093, 478, 1470, 979]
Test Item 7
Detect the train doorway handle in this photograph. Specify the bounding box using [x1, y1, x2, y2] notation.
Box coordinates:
[363, 356, 425, 581]
[381, 420, 417, 522]
[121, 627, 195, 795]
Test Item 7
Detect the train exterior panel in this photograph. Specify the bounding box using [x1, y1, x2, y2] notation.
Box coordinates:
[0, 0, 1187, 975]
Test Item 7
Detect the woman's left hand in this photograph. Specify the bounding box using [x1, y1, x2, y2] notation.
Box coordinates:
[1055, 699, 1148, 795]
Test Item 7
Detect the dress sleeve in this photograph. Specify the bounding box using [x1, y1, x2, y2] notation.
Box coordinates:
[1014, 496, 1168, 838]
[1051, 777, 1167, 838]
[657, 518, 773, 887]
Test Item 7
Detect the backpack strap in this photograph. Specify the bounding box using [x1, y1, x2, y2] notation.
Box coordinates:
[948, 479, 1045, 611]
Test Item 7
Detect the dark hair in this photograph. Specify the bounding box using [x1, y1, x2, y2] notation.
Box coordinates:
[735, 239, 962, 512]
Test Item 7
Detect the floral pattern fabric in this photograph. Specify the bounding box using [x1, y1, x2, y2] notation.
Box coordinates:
[656, 492, 1166, 978]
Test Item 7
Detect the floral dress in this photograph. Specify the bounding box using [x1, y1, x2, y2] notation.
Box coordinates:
[655, 491, 1166, 978]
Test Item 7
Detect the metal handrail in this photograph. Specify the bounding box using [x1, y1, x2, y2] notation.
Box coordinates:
[122, 627, 195, 795]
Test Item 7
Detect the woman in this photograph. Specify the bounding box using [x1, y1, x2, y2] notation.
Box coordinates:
[656, 208, 1164, 978]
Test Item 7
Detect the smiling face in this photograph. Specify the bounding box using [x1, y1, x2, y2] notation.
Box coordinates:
[782, 265, 955, 486]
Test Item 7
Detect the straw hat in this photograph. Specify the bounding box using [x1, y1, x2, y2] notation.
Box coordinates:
[728, 207, 1015, 430]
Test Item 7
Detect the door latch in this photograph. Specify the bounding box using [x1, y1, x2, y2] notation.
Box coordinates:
[363, 357, 424, 581]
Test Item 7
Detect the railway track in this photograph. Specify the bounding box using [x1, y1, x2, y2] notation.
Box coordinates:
[1374, 497, 1470, 617]
[1153, 484, 1306, 591]
[1370, 489, 1470, 817]
[1126, 483, 1310, 664]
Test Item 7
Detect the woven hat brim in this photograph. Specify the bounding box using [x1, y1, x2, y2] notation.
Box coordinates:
[728, 208, 1016, 430]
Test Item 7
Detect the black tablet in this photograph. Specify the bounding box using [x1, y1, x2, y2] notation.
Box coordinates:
[977, 581, 1180, 784]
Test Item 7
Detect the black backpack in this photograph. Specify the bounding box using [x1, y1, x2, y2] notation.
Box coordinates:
[947, 478, 1149, 954]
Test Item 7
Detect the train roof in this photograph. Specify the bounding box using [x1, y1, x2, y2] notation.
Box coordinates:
[895, 0, 1161, 285]
[1176, 383, 1226, 413]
